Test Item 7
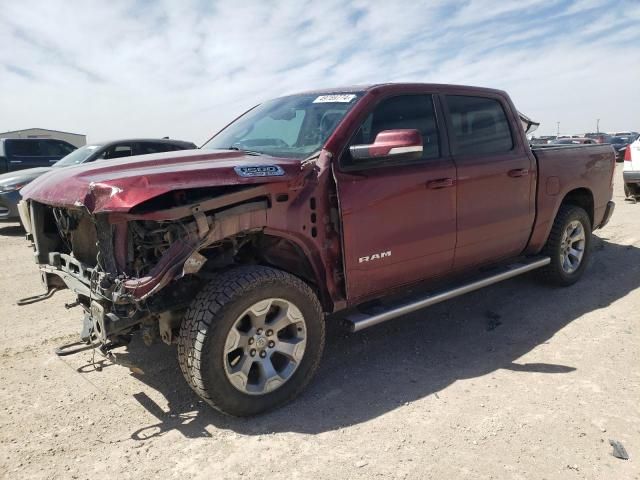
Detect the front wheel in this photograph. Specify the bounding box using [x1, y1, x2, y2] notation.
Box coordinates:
[537, 205, 592, 286]
[177, 266, 325, 416]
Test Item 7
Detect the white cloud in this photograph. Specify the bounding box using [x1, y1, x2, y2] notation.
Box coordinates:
[0, 0, 638, 142]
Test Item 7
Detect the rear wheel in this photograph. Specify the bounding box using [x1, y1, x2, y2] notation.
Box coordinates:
[538, 205, 592, 286]
[625, 183, 639, 199]
[177, 266, 325, 416]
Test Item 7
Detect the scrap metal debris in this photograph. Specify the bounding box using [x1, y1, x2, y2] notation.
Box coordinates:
[609, 439, 629, 460]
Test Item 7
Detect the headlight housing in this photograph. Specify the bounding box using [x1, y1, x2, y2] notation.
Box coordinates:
[0, 183, 26, 193]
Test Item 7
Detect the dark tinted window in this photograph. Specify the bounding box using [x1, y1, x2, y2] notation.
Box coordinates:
[40, 140, 75, 156]
[344, 94, 440, 168]
[58, 141, 76, 154]
[445, 96, 513, 155]
[7, 140, 41, 156]
[104, 144, 133, 159]
[137, 142, 183, 155]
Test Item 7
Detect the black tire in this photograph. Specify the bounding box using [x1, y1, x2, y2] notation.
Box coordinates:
[537, 205, 592, 286]
[624, 183, 639, 199]
[177, 265, 325, 416]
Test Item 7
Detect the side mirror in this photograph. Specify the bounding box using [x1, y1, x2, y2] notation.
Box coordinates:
[350, 129, 423, 161]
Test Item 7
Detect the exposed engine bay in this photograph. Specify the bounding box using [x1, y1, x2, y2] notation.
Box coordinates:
[18, 190, 311, 351]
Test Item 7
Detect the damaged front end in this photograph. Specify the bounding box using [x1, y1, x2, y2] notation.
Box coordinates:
[19, 189, 270, 348]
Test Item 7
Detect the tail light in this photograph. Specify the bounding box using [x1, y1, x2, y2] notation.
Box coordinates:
[624, 145, 631, 162]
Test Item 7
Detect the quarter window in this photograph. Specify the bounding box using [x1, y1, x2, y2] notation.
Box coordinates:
[445, 95, 513, 155]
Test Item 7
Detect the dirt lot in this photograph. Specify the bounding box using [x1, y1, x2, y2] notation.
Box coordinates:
[1, 165, 638, 480]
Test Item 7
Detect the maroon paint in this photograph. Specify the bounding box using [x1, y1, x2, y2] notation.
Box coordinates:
[20, 150, 302, 213]
[449, 90, 537, 271]
[21, 84, 616, 312]
[366, 129, 422, 157]
[525, 144, 615, 254]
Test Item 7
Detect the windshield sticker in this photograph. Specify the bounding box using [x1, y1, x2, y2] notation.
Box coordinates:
[234, 165, 285, 177]
[312, 94, 357, 103]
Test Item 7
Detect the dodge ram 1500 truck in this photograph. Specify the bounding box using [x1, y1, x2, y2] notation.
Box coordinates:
[18, 84, 616, 416]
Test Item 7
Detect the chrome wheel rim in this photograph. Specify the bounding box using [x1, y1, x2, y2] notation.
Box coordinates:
[223, 298, 307, 395]
[560, 220, 586, 274]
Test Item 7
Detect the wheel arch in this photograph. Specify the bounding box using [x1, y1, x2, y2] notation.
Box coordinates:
[559, 187, 594, 228]
[201, 230, 333, 313]
[525, 186, 595, 255]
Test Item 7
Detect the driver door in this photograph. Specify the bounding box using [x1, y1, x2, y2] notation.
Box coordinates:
[335, 93, 457, 301]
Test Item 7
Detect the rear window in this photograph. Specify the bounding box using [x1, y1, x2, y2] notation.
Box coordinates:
[445, 96, 514, 155]
[6, 140, 41, 156]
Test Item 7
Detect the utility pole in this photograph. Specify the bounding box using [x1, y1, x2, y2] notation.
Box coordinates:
[597, 118, 600, 133]
[556, 122, 560, 136]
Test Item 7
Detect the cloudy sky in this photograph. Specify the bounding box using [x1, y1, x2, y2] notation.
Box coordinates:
[0, 0, 638, 143]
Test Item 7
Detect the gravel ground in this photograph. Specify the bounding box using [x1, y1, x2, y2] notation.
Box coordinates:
[0, 165, 638, 480]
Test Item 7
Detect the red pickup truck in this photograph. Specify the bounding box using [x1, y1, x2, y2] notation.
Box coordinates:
[19, 84, 615, 416]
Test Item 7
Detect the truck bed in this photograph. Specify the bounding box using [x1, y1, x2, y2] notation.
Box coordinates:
[526, 143, 615, 254]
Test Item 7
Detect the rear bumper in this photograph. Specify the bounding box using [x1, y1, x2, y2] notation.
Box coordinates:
[623, 171, 640, 184]
[598, 201, 615, 229]
[0, 191, 21, 221]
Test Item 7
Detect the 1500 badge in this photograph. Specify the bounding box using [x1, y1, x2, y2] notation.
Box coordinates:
[234, 165, 285, 177]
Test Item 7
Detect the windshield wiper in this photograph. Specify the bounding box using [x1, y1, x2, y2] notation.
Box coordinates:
[227, 146, 262, 156]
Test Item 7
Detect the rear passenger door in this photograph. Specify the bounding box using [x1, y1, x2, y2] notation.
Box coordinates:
[443, 94, 535, 270]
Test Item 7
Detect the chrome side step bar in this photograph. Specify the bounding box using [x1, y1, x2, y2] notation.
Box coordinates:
[346, 256, 550, 332]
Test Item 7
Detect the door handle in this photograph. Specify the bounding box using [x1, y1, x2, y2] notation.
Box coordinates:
[10, 160, 22, 164]
[508, 168, 529, 178]
[427, 178, 454, 189]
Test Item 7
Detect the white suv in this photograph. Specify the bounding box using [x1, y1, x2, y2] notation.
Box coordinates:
[623, 136, 640, 198]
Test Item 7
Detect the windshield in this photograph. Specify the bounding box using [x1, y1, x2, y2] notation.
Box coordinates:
[52, 145, 102, 168]
[202, 92, 363, 158]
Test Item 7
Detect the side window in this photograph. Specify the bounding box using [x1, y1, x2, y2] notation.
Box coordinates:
[104, 144, 133, 159]
[136, 142, 166, 155]
[57, 141, 76, 155]
[343, 94, 440, 168]
[445, 95, 513, 155]
[40, 140, 74, 157]
[141, 142, 187, 154]
[7, 140, 41, 156]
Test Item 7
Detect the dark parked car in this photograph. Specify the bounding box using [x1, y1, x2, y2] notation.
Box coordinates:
[608, 136, 634, 162]
[0, 138, 77, 174]
[551, 137, 597, 145]
[530, 135, 557, 145]
[0, 138, 196, 222]
[584, 133, 612, 144]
